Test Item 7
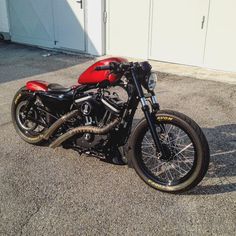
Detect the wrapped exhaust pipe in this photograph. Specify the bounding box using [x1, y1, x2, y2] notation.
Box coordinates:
[50, 118, 120, 149]
[41, 110, 80, 140]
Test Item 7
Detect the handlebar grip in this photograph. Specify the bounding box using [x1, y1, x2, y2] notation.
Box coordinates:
[95, 65, 112, 71]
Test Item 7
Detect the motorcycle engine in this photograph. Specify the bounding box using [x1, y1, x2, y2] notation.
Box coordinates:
[74, 88, 127, 149]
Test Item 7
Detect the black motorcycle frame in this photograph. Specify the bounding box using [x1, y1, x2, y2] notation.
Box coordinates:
[23, 62, 166, 159]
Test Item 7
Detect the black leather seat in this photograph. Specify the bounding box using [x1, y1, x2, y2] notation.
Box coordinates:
[47, 83, 72, 93]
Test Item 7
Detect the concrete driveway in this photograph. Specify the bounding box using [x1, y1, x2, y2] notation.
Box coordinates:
[0, 41, 235, 235]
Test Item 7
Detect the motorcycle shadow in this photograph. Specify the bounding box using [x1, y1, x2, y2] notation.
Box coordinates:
[62, 121, 236, 195]
[187, 123, 236, 195]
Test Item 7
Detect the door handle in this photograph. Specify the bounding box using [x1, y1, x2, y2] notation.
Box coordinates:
[76, 0, 83, 9]
[201, 16, 206, 29]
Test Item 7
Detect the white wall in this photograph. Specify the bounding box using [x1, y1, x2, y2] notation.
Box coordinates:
[204, 0, 236, 72]
[106, 0, 150, 59]
[0, 0, 9, 32]
[149, 0, 209, 67]
[86, 0, 105, 56]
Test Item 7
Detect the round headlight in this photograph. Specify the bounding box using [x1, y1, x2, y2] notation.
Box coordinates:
[148, 72, 157, 91]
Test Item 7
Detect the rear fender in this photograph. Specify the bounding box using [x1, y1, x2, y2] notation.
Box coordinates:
[26, 80, 49, 92]
[13, 86, 36, 106]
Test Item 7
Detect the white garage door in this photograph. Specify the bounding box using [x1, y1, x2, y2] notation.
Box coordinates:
[149, 0, 210, 66]
[204, 0, 236, 72]
[8, 0, 55, 48]
[106, 0, 150, 59]
[8, 0, 85, 52]
[107, 0, 210, 66]
[53, 0, 85, 52]
[0, 0, 9, 33]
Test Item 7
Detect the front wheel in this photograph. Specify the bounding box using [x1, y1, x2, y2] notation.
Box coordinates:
[129, 110, 210, 193]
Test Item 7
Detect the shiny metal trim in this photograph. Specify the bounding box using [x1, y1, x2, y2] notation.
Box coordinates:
[151, 95, 158, 104]
[140, 97, 148, 107]
[75, 95, 92, 104]
[101, 98, 120, 113]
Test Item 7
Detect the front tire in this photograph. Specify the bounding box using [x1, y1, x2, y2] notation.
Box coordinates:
[129, 110, 210, 193]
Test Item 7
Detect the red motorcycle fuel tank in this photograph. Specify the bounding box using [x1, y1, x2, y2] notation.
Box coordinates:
[78, 57, 128, 85]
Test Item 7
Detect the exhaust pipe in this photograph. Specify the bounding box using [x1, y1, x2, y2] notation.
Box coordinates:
[50, 118, 120, 149]
[41, 110, 79, 140]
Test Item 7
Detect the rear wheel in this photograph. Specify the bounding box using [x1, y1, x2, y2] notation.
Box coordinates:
[11, 87, 45, 145]
[130, 110, 210, 193]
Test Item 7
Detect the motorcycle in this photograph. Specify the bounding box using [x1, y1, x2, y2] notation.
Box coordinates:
[11, 57, 210, 193]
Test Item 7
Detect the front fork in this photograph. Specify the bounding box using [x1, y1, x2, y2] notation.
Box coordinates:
[131, 69, 166, 159]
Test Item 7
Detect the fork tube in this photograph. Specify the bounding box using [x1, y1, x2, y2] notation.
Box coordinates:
[131, 69, 165, 157]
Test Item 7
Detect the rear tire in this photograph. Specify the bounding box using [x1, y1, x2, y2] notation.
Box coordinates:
[129, 110, 210, 193]
[11, 87, 45, 145]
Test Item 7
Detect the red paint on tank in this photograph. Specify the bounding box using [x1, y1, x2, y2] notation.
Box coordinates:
[26, 80, 49, 92]
[78, 57, 128, 85]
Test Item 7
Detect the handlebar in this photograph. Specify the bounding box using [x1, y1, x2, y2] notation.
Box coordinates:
[95, 61, 151, 73]
[95, 65, 113, 71]
[95, 62, 131, 72]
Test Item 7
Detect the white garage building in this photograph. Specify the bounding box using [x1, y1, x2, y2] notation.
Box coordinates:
[1, 0, 236, 73]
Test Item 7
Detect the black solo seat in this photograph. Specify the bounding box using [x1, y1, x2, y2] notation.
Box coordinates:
[47, 83, 72, 93]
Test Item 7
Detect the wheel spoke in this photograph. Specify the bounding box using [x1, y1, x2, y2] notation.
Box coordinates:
[169, 134, 188, 144]
[165, 164, 174, 182]
[177, 158, 193, 170]
[142, 151, 156, 158]
[172, 162, 189, 176]
[150, 161, 166, 174]
[173, 143, 193, 158]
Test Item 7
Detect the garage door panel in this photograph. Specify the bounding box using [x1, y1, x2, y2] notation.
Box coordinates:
[8, 0, 85, 51]
[0, 0, 9, 32]
[107, 0, 150, 59]
[8, 0, 54, 46]
[29, 0, 54, 39]
[204, 0, 236, 72]
[52, 0, 85, 51]
[150, 0, 210, 66]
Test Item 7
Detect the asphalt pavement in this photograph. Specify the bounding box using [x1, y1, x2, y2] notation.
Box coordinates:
[0, 41, 235, 235]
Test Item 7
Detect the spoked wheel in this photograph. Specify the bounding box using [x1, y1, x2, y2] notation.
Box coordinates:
[130, 110, 210, 193]
[16, 100, 39, 131]
[11, 87, 46, 144]
[141, 124, 196, 186]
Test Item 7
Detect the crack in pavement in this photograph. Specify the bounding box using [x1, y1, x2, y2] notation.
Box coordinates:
[0, 121, 12, 127]
[18, 205, 41, 236]
[18, 193, 59, 236]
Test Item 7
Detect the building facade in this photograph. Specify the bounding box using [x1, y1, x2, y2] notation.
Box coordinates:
[1, 0, 236, 73]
